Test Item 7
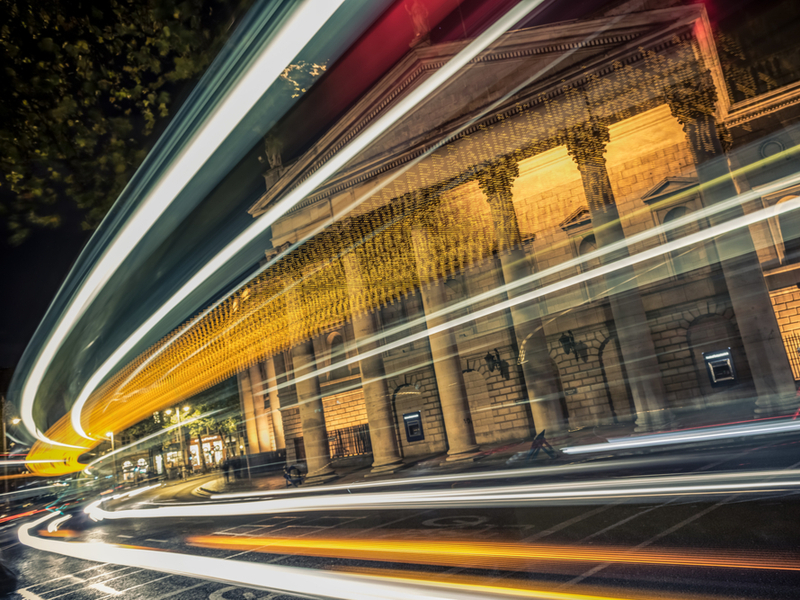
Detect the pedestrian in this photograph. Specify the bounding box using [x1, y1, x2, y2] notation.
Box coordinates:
[222, 459, 231, 483]
[283, 464, 301, 487]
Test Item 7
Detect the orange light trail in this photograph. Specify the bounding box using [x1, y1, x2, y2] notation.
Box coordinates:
[187, 535, 800, 572]
[331, 566, 713, 600]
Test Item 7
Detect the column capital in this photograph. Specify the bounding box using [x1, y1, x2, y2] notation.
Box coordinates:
[563, 119, 610, 169]
[664, 70, 717, 127]
[476, 155, 519, 203]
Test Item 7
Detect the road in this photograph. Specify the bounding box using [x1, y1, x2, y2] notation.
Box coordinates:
[2, 437, 799, 600]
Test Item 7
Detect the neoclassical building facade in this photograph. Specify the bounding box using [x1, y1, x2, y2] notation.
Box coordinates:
[225, 5, 800, 480]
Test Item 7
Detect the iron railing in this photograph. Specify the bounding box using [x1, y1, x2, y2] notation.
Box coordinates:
[782, 332, 800, 381]
[328, 423, 372, 459]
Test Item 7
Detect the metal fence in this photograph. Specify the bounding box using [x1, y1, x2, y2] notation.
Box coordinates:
[783, 332, 800, 381]
[328, 423, 372, 459]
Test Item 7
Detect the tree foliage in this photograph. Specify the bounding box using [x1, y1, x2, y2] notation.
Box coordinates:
[0, 0, 248, 244]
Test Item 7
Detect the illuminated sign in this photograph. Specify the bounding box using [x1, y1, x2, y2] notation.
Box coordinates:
[703, 348, 737, 386]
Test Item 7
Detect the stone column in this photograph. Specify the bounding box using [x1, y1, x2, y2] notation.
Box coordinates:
[264, 357, 286, 450]
[291, 339, 337, 484]
[477, 156, 568, 435]
[410, 223, 480, 459]
[342, 254, 405, 473]
[248, 364, 275, 452]
[564, 120, 673, 431]
[236, 370, 261, 454]
[667, 74, 796, 416]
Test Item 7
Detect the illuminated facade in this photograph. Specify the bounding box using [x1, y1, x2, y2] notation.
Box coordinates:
[24, 2, 800, 477]
[236, 4, 800, 477]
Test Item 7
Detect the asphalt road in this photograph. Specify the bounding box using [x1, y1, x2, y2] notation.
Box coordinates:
[2, 437, 799, 600]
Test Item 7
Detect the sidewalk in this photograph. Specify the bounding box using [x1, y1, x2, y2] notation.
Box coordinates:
[197, 399, 782, 497]
[197, 421, 629, 496]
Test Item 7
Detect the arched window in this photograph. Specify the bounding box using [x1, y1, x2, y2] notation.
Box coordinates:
[778, 196, 800, 263]
[664, 206, 691, 275]
[579, 234, 603, 300]
[328, 332, 350, 381]
[662, 205, 715, 276]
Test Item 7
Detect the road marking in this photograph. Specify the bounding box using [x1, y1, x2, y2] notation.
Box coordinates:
[561, 456, 800, 589]
[145, 538, 168, 543]
[17, 590, 47, 600]
[27, 562, 107, 587]
[422, 515, 488, 528]
[117, 534, 133, 539]
[209, 586, 278, 600]
[95, 574, 174, 600]
[32, 566, 134, 597]
[89, 582, 121, 595]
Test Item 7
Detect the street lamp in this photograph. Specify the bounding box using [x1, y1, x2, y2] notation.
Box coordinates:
[106, 431, 117, 486]
[1, 396, 16, 498]
[166, 406, 191, 479]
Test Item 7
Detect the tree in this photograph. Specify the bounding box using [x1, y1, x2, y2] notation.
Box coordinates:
[0, 0, 250, 244]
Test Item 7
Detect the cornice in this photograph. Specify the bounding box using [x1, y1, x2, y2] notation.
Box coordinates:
[724, 80, 800, 129]
[250, 6, 711, 219]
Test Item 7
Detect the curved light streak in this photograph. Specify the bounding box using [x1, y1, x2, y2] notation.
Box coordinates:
[17, 0, 348, 446]
[264, 183, 800, 397]
[67, 0, 550, 444]
[189, 534, 800, 572]
[561, 417, 800, 454]
[89, 469, 800, 521]
[19, 513, 643, 600]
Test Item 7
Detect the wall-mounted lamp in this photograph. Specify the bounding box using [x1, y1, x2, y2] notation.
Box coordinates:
[559, 331, 576, 356]
[485, 350, 500, 373]
[484, 349, 510, 380]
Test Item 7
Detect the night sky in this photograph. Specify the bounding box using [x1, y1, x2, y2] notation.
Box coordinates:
[0, 200, 91, 371]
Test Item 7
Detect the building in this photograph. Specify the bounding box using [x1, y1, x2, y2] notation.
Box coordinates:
[233, 2, 800, 482]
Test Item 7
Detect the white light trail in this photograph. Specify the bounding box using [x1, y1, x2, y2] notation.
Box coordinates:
[46, 514, 71, 533]
[265, 179, 800, 396]
[17, 0, 349, 446]
[19, 513, 609, 600]
[562, 417, 800, 454]
[67, 0, 550, 443]
[209, 454, 701, 500]
[89, 470, 800, 522]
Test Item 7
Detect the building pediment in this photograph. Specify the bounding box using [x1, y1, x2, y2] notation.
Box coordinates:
[641, 176, 699, 206]
[560, 207, 592, 234]
[250, 5, 723, 220]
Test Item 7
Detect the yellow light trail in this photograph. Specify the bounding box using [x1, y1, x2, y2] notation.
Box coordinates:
[21, 513, 658, 600]
[331, 567, 712, 600]
[187, 535, 800, 572]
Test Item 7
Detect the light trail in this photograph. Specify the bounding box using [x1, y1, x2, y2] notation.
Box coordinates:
[209, 454, 712, 500]
[562, 417, 800, 454]
[18, 513, 658, 600]
[66, 0, 550, 448]
[88, 469, 800, 521]
[188, 534, 800, 572]
[46, 514, 72, 534]
[17, 0, 349, 446]
[264, 174, 800, 398]
[0, 459, 66, 466]
[82, 408, 224, 475]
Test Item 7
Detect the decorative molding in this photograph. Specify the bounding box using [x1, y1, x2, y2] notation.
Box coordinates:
[559, 206, 592, 234]
[725, 80, 800, 129]
[641, 176, 699, 207]
[249, 7, 709, 219]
